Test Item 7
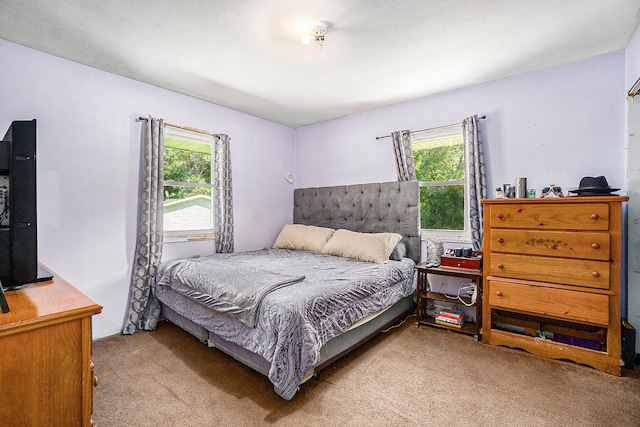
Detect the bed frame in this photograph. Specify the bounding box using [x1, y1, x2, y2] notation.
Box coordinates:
[161, 180, 420, 384]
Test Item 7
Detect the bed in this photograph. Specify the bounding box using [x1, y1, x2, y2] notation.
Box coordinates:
[154, 180, 420, 400]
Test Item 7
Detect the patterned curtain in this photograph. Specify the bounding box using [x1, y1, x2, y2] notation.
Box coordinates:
[391, 130, 417, 181]
[122, 117, 164, 334]
[463, 115, 487, 252]
[213, 134, 234, 253]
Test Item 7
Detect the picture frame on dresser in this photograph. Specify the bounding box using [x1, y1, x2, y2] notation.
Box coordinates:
[480, 196, 628, 375]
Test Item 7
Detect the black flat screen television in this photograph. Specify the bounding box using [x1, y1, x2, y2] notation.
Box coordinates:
[0, 119, 38, 313]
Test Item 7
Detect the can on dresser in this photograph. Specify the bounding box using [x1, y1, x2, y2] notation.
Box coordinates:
[515, 177, 527, 198]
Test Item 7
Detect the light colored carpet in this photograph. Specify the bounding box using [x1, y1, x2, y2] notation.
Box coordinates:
[92, 319, 640, 427]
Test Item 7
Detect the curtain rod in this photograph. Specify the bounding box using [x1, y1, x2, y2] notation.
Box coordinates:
[375, 115, 486, 140]
[136, 116, 218, 137]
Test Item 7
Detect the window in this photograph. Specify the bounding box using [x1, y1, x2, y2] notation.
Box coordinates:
[163, 125, 215, 242]
[412, 123, 469, 242]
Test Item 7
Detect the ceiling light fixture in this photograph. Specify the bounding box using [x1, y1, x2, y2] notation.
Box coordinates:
[301, 22, 328, 49]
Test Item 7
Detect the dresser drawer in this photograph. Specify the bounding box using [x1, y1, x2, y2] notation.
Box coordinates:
[488, 203, 610, 230]
[487, 279, 609, 325]
[488, 253, 610, 289]
[488, 229, 610, 260]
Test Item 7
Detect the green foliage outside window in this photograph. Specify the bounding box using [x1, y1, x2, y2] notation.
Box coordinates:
[419, 185, 464, 230]
[162, 130, 215, 236]
[164, 137, 211, 201]
[414, 142, 465, 230]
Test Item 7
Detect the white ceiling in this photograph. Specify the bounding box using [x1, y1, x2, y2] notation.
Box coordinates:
[1, 1, 639, 128]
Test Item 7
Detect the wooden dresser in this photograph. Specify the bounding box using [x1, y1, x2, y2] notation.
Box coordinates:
[481, 196, 627, 375]
[0, 273, 102, 426]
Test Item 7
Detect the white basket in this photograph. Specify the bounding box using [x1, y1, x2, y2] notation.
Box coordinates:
[425, 240, 444, 264]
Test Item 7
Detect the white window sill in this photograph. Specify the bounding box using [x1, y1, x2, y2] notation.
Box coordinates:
[420, 229, 471, 244]
[164, 232, 215, 243]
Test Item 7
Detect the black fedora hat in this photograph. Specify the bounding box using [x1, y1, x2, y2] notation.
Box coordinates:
[569, 176, 619, 196]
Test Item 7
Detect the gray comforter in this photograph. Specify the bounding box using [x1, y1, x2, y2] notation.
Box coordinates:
[155, 249, 415, 400]
[157, 258, 305, 328]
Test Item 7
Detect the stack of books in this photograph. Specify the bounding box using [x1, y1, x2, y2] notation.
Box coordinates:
[435, 308, 465, 328]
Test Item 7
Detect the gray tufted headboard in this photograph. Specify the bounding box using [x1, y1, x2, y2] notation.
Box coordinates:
[293, 181, 421, 263]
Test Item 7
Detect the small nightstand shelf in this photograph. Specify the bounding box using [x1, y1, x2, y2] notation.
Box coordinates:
[415, 264, 482, 340]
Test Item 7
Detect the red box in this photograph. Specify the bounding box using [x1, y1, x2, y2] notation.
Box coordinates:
[440, 255, 482, 270]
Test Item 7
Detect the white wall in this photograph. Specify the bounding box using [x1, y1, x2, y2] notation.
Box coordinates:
[0, 39, 296, 338]
[296, 52, 627, 196]
[625, 24, 640, 352]
[625, 24, 640, 91]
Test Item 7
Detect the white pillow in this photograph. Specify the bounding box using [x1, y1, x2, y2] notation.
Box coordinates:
[272, 224, 335, 252]
[321, 229, 403, 264]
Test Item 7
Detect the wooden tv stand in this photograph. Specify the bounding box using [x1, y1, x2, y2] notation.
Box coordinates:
[0, 272, 102, 426]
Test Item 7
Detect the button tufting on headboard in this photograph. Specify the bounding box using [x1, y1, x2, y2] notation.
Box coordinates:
[293, 181, 420, 263]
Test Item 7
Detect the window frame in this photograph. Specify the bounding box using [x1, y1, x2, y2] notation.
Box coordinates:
[412, 123, 471, 243]
[163, 124, 215, 243]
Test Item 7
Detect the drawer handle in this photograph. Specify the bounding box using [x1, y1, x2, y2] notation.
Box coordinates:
[591, 213, 599, 220]
[497, 237, 504, 243]
[496, 213, 504, 219]
[93, 376, 99, 387]
[496, 291, 503, 297]
[497, 264, 504, 269]
[592, 271, 600, 278]
[591, 242, 600, 249]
